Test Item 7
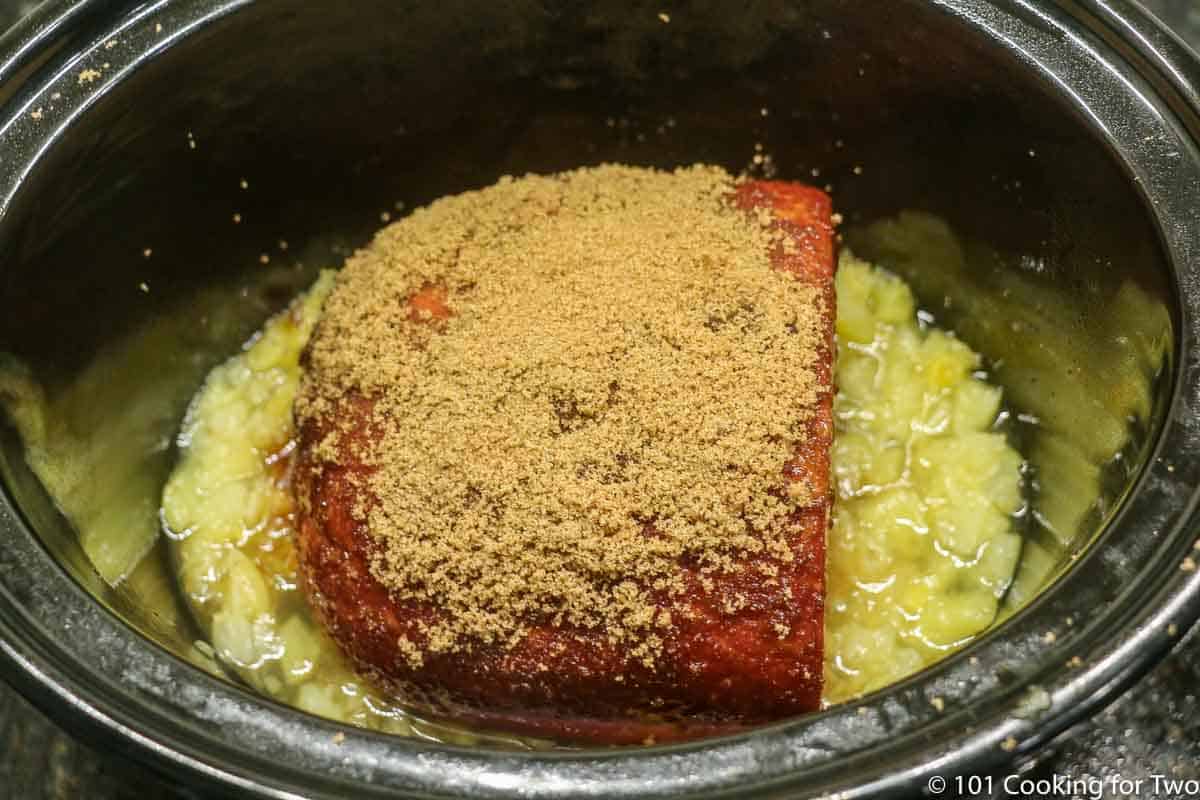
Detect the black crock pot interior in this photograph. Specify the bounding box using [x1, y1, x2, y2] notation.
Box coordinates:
[0, 1, 1199, 798]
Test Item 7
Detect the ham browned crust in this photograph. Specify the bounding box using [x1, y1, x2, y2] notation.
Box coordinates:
[294, 179, 835, 745]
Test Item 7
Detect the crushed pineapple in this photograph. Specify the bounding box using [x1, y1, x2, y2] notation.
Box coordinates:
[160, 272, 413, 729]
[824, 253, 1023, 703]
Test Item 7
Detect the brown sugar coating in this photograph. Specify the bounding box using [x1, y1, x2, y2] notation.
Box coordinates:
[294, 165, 836, 743]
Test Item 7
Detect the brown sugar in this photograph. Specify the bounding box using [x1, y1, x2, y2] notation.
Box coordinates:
[297, 164, 824, 665]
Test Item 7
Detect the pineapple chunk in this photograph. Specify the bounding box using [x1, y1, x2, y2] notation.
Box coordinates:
[825, 253, 1024, 703]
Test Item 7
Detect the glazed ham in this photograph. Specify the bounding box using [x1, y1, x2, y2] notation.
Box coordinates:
[294, 179, 835, 745]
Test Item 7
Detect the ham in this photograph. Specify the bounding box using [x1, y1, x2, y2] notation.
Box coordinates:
[294, 180, 835, 744]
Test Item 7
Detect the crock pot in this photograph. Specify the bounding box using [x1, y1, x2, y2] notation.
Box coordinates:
[2, 1, 1200, 797]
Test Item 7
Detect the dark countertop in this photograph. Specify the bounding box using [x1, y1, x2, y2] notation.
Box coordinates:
[1, 2, 1199, 798]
